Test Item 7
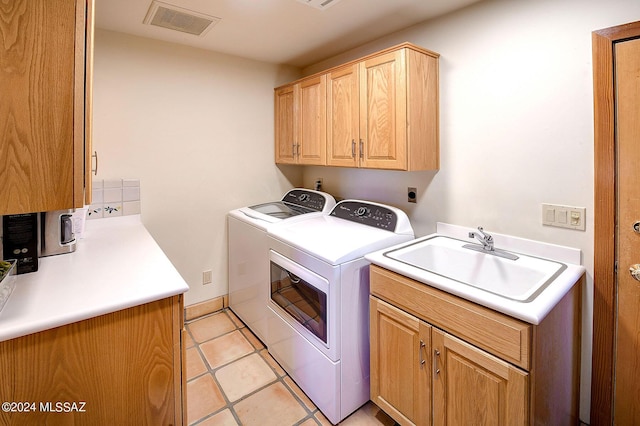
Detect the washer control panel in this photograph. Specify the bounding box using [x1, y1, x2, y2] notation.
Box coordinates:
[330, 201, 398, 231]
[282, 189, 329, 211]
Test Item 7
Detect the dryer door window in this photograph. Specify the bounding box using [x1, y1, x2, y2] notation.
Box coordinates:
[270, 261, 327, 344]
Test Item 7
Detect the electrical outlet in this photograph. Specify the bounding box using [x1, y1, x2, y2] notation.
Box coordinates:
[202, 270, 213, 285]
[408, 187, 417, 203]
[315, 177, 323, 191]
[542, 204, 586, 231]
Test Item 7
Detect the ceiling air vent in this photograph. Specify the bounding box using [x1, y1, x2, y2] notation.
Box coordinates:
[143, 1, 220, 36]
[296, 0, 344, 11]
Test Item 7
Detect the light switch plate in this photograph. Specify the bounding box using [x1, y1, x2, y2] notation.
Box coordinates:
[542, 204, 586, 231]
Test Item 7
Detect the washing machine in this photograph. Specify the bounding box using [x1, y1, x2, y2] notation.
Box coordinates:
[266, 199, 414, 424]
[228, 188, 336, 344]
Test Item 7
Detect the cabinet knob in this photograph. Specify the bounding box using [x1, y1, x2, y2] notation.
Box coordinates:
[630, 264, 640, 282]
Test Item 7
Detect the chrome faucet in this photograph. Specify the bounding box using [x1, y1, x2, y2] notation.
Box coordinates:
[468, 227, 494, 251]
[464, 226, 519, 260]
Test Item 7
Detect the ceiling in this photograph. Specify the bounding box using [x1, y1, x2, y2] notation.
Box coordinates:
[95, 0, 483, 68]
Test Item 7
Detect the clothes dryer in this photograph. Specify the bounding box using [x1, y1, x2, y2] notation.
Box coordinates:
[267, 200, 414, 424]
[228, 189, 335, 344]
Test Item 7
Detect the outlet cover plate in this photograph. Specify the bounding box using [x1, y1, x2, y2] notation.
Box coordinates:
[408, 187, 417, 203]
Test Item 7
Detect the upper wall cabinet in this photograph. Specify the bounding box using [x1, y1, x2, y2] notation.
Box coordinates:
[0, 0, 94, 215]
[275, 43, 439, 171]
[275, 75, 327, 165]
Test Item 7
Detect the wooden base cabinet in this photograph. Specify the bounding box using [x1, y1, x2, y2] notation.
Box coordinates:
[0, 295, 185, 426]
[370, 265, 582, 426]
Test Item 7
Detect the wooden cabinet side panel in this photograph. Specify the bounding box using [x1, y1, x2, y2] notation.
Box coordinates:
[173, 294, 185, 426]
[530, 279, 582, 425]
[359, 50, 407, 170]
[406, 49, 439, 171]
[74, 0, 87, 208]
[327, 65, 359, 167]
[0, 298, 179, 426]
[0, 0, 76, 214]
[82, 0, 95, 206]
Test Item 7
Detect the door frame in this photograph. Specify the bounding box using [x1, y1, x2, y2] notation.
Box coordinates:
[592, 20, 640, 425]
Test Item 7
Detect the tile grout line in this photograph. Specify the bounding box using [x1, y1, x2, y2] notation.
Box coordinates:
[188, 313, 319, 425]
[221, 310, 326, 424]
[186, 313, 252, 425]
[188, 325, 240, 425]
[186, 309, 325, 426]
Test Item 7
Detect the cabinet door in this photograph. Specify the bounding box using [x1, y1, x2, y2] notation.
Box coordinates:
[327, 64, 359, 167]
[274, 84, 297, 164]
[298, 76, 326, 165]
[370, 296, 431, 426]
[432, 328, 528, 426]
[359, 49, 408, 170]
[0, 0, 81, 215]
[0, 296, 183, 425]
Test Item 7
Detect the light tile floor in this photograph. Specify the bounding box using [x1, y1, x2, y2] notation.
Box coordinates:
[185, 309, 397, 426]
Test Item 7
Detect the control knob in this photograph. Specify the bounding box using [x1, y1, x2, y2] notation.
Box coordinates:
[355, 207, 370, 217]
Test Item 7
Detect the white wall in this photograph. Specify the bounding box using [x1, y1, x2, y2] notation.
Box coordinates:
[92, 29, 302, 307]
[301, 0, 640, 422]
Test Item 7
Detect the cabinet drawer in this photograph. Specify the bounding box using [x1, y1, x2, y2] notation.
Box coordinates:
[370, 265, 531, 370]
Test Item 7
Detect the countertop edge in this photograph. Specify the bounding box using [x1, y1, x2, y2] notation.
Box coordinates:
[0, 215, 189, 342]
[1, 287, 187, 342]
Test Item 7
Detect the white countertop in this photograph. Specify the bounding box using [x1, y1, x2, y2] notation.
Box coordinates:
[0, 215, 189, 342]
[365, 223, 586, 325]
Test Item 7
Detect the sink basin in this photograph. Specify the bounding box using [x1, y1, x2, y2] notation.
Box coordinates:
[383, 236, 567, 302]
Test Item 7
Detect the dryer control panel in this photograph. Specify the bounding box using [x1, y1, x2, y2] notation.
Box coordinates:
[330, 201, 398, 231]
[282, 189, 330, 212]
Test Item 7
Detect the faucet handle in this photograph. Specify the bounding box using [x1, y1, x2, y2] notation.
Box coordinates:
[476, 226, 493, 241]
[468, 226, 494, 251]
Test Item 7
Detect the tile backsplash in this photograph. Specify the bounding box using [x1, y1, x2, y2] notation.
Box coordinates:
[89, 179, 141, 219]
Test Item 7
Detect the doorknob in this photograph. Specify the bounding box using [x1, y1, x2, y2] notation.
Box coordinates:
[633, 221, 640, 233]
[630, 264, 640, 281]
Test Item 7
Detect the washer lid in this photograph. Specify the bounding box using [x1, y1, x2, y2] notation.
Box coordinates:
[248, 201, 314, 219]
[268, 201, 415, 265]
[248, 188, 336, 219]
[229, 188, 336, 228]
